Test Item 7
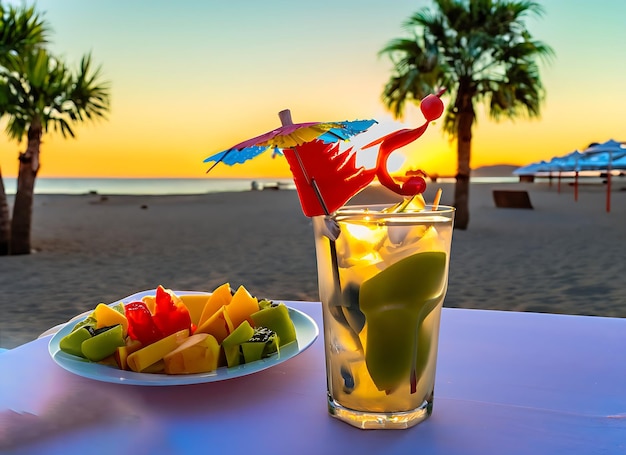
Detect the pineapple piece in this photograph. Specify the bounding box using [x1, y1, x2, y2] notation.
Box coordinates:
[126, 329, 189, 372]
[163, 333, 220, 374]
[114, 339, 143, 370]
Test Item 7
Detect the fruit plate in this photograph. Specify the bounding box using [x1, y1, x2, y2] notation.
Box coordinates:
[48, 290, 319, 386]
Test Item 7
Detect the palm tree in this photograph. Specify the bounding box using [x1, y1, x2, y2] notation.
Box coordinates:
[0, 2, 48, 255]
[1, 48, 110, 254]
[380, 0, 553, 229]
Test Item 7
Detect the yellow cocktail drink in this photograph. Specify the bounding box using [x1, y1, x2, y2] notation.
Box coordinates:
[313, 203, 454, 429]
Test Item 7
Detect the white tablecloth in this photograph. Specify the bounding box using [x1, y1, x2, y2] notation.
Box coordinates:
[1, 302, 625, 455]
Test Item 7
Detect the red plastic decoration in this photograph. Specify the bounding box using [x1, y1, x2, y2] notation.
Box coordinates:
[283, 141, 375, 217]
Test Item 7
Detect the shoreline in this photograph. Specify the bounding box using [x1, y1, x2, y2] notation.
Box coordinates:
[1, 181, 625, 349]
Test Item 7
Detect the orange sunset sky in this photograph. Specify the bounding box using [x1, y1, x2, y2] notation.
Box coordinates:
[1, 0, 625, 179]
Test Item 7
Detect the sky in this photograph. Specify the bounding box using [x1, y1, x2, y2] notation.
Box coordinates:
[1, 0, 625, 179]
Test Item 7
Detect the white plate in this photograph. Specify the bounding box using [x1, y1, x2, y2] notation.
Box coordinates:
[48, 290, 319, 386]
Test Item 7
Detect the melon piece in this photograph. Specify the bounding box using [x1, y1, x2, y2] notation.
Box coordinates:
[359, 251, 447, 392]
[222, 321, 255, 367]
[163, 333, 220, 374]
[81, 324, 126, 362]
[241, 327, 279, 363]
[197, 283, 233, 328]
[59, 327, 92, 357]
[95, 303, 129, 337]
[195, 306, 234, 343]
[250, 303, 296, 347]
[71, 314, 97, 333]
[225, 285, 259, 328]
[179, 294, 210, 326]
[126, 329, 190, 372]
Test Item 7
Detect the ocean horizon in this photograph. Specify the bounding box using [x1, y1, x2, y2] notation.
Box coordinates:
[2, 177, 296, 196]
[1, 176, 521, 196]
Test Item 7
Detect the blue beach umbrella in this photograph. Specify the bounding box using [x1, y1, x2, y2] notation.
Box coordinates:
[580, 139, 626, 212]
[513, 160, 549, 175]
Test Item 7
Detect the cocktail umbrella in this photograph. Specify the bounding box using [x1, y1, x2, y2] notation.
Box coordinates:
[204, 110, 376, 215]
[204, 111, 376, 174]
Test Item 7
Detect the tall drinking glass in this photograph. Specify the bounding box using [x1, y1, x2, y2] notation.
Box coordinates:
[313, 203, 454, 429]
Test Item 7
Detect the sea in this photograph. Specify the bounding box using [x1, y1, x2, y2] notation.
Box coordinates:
[1, 176, 519, 196]
[1, 178, 296, 196]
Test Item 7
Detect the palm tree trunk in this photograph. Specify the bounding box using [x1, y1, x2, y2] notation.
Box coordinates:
[0, 168, 10, 255]
[453, 86, 475, 230]
[11, 123, 41, 255]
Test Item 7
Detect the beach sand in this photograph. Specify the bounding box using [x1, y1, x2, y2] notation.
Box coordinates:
[1, 180, 625, 349]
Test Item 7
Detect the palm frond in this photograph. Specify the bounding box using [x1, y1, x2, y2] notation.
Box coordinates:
[0, 46, 110, 142]
[379, 0, 552, 136]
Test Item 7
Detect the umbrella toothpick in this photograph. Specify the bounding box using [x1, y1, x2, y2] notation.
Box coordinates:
[278, 109, 293, 126]
[280, 109, 331, 216]
[205, 151, 232, 174]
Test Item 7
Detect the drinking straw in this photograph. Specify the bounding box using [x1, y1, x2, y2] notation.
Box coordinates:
[432, 188, 442, 210]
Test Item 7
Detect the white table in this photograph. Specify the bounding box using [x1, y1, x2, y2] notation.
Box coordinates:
[1, 302, 625, 455]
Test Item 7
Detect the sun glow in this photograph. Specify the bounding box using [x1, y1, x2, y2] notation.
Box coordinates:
[0, 2, 624, 179]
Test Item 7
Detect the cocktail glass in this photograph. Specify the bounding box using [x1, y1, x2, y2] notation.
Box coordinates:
[312, 203, 454, 429]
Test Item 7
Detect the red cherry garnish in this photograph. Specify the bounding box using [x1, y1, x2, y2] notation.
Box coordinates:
[401, 176, 427, 195]
[420, 94, 444, 122]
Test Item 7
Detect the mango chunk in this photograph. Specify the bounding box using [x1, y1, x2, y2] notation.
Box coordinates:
[126, 329, 190, 372]
[225, 285, 259, 328]
[95, 303, 128, 337]
[195, 305, 234, 343]
[197, 283, 233, 328]
[179, 294, 210, 326]
[163, 333, 220, 374]
[141, 295, 156, 314]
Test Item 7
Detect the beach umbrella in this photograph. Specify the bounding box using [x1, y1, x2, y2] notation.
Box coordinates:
[204, 109, 377, 214]
[513, 160, 549, 176]
[581, 139, 626, 212]
[546, 152, 580, 193]
[611, 153, 626, 170]
[555, 150, 583, 200]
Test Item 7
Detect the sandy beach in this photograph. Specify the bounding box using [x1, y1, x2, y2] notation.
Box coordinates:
[1, 180, 625, 349]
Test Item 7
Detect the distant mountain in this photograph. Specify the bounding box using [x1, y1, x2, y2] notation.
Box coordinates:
[471, 164, 518, 177]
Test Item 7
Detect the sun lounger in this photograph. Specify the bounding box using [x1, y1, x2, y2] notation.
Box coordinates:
[492, 190, 533, 209]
